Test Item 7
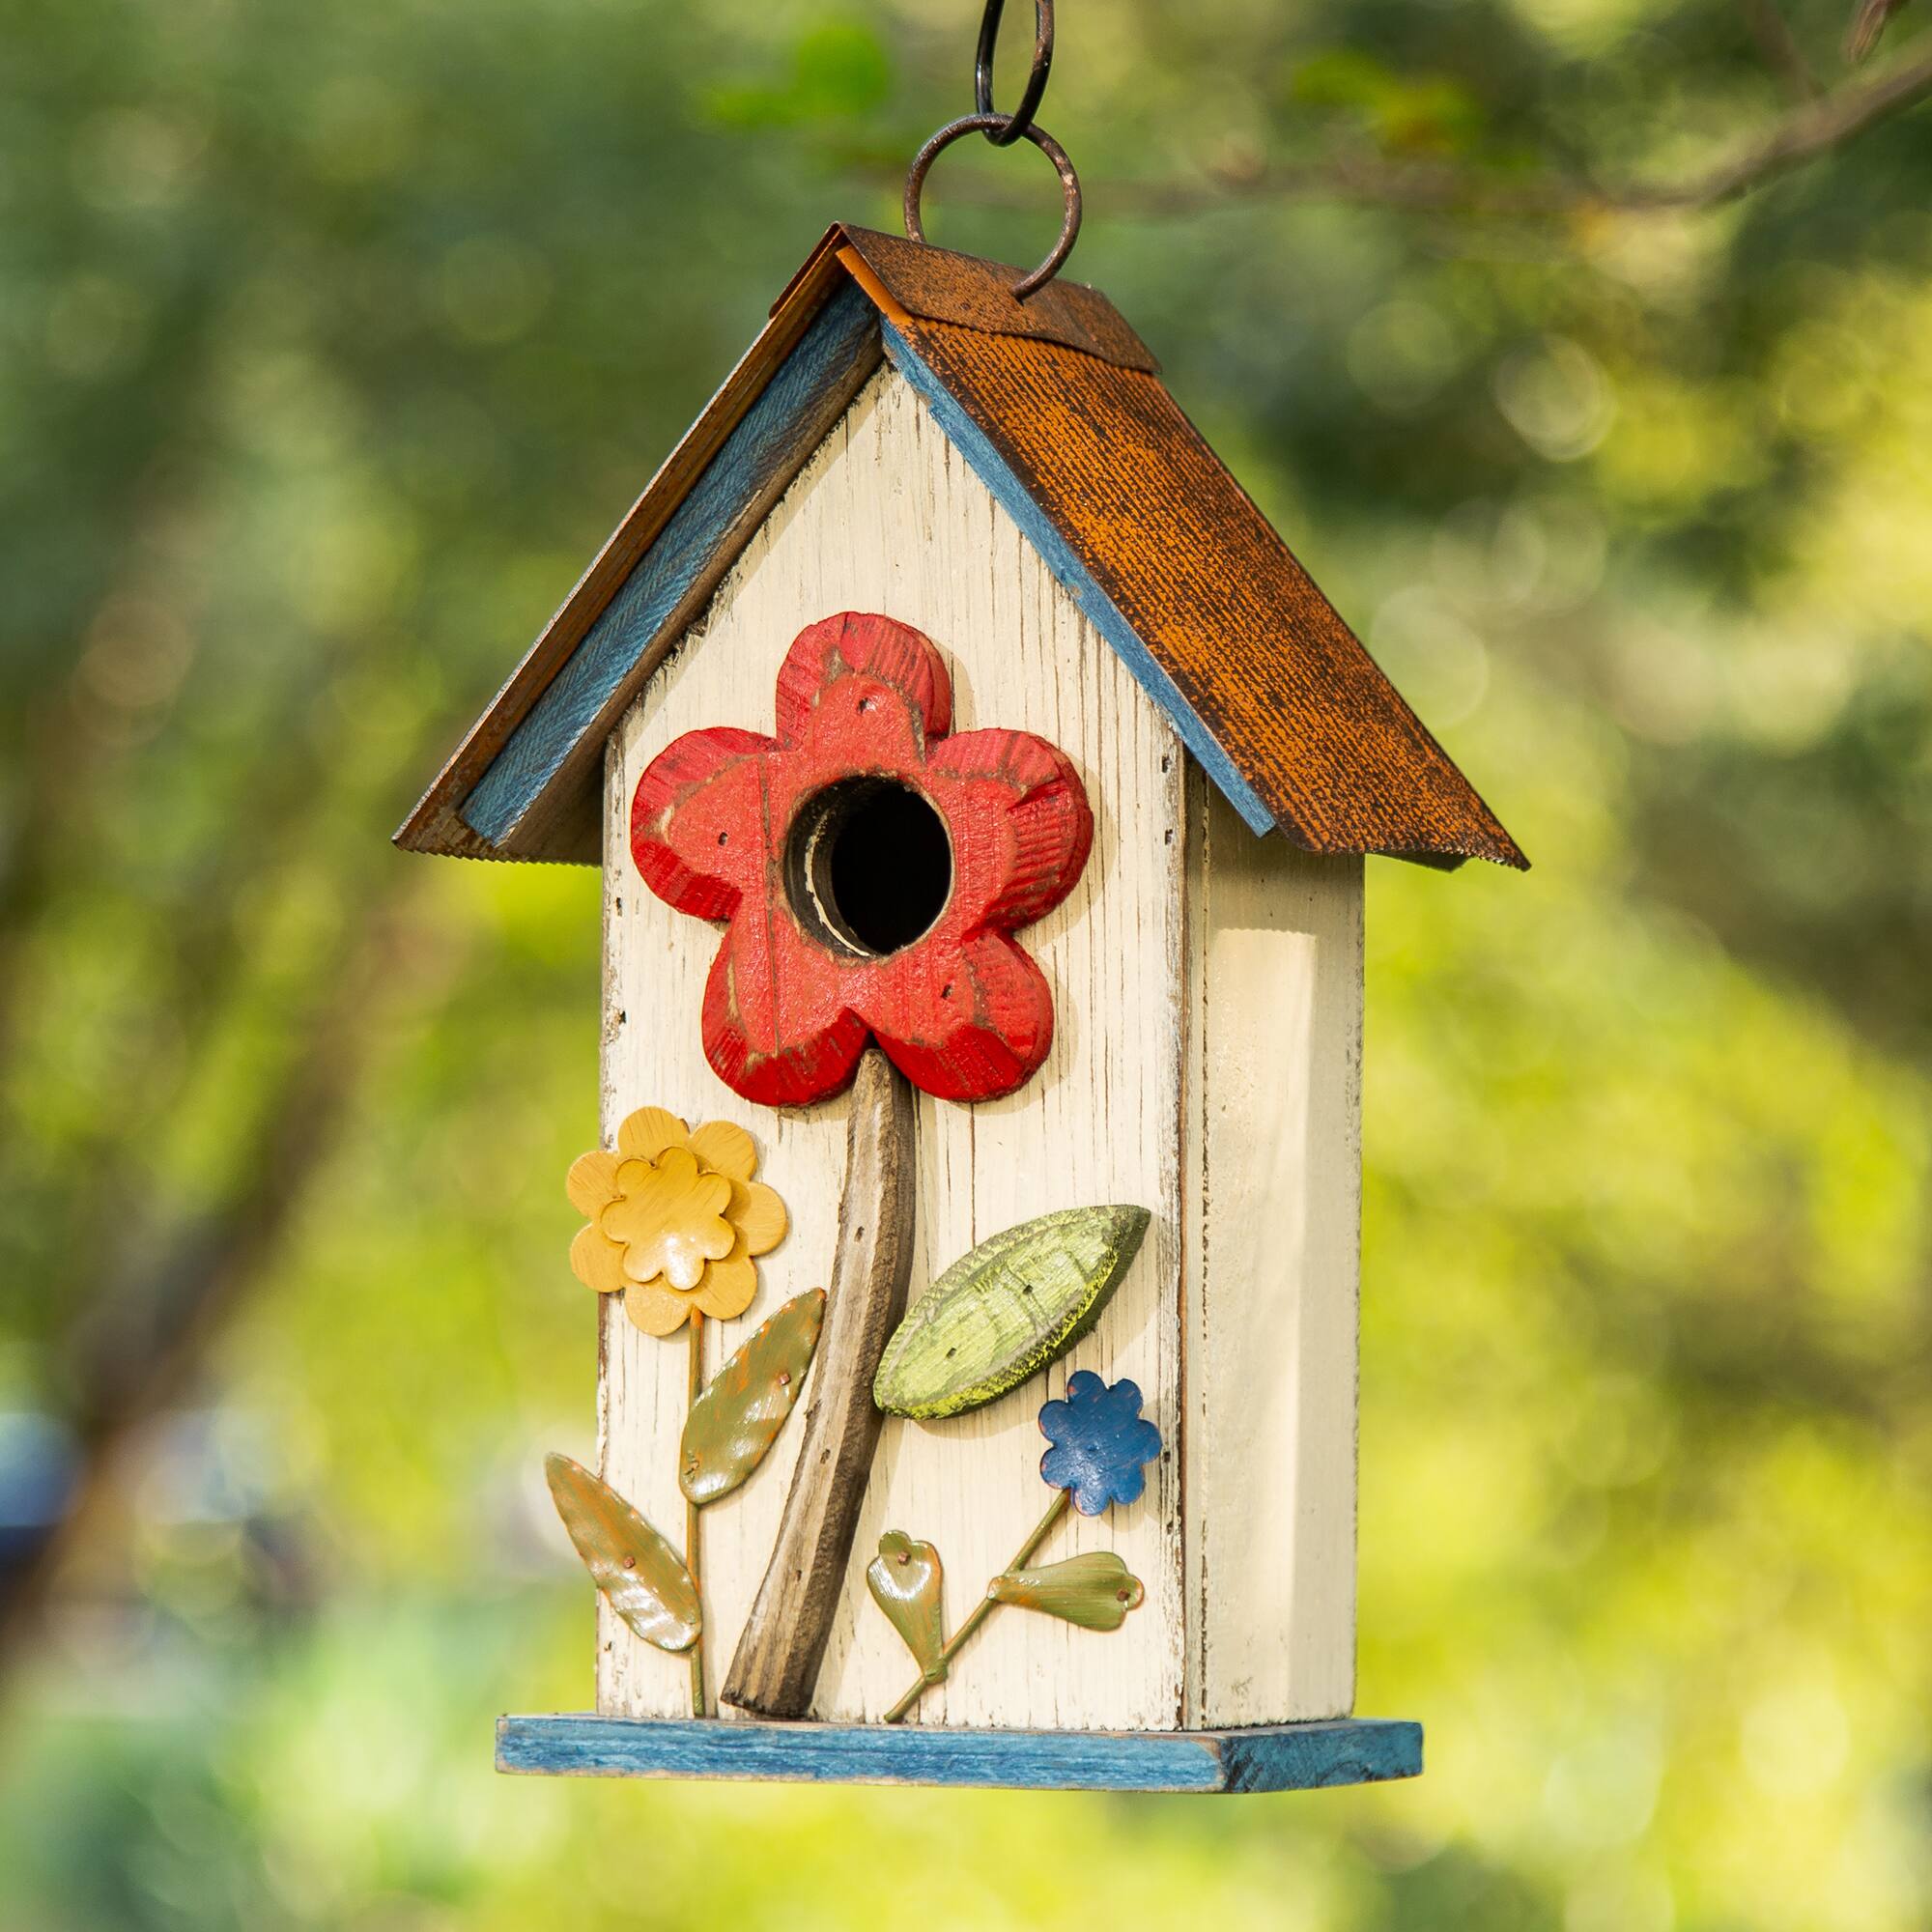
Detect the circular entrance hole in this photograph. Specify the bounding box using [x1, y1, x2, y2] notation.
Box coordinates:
[784, 778, 952, 958]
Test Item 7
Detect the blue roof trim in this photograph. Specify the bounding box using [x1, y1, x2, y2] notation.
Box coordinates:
[461, 280, 881, 847]
[877, 319, 1278, 839]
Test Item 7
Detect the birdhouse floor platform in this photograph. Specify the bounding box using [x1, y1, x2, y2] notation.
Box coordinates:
[496, 1714, 1422, 1794]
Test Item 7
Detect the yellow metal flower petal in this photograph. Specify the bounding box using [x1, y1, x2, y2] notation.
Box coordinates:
[603, 1148, 736, 1293]
[728, 1179, 787, 1258]
[688, 1119, 757, 1182]
[617, 1106, 689, 1164]
[565, 1149, 624, 1220]
[694, 1251, 757, 1322]
[623, 1279, 693, 1337]
[570, 1222, 631, 1294]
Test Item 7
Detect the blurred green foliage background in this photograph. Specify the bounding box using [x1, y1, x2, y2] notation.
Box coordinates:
[4, 0, 1930, 1925]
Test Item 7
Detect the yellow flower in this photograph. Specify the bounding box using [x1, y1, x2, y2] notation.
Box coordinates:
[566, 1107, 788, 1337]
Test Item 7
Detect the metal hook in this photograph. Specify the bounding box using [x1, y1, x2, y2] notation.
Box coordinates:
[902, 112, 1082, 301]
[974, 0, 1054, 147]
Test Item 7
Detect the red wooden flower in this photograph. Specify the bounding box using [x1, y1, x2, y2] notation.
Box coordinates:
[631, 611, 1093, 1107]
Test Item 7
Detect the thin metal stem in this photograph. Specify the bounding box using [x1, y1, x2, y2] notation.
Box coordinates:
[686, 1310, 705, 1718]
[882, 1488, 1071, 1724]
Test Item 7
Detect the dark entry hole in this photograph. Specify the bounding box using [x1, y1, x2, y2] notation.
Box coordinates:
[784, 778, 952, 958]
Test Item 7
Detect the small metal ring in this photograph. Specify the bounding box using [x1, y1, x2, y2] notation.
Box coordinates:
[974, 0, 1054, 148]
[902, 113, 1082, 302]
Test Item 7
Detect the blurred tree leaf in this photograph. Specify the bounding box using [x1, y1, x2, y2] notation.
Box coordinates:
[706, 19, 893, 130]
[1288, 51, 1488, 155]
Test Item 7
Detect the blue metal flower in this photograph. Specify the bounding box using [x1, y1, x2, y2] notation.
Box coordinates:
[1037, 1371, 1162, 1516]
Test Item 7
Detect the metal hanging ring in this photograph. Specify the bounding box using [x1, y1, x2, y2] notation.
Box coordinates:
[974, 0, 1054, 147]
[902, 113, 1082, 302]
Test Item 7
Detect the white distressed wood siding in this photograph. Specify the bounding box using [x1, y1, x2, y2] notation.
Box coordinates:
[1183, 780, 1362, 1726]
[600, 367, 1185, 1729]
[598, 363, 1361, 1730]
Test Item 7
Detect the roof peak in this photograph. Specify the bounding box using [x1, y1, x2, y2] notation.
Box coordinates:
[397, 225, 1524, 872]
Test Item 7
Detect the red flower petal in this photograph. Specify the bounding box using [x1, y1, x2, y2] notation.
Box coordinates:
[927, 728, 1094, 931]
[631, 726, 774, 921]
[698, 904, 874, 1107]
[774, 611, 951, 758]
[867, 931, 1057, 1102]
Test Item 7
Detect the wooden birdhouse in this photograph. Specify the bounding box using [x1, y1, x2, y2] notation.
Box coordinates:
[398, 225, 1524, 1795]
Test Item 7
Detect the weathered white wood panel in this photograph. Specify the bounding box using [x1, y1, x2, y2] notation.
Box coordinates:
[1182, 780, 1363, 1726]
[599, 367, 1188, 1729]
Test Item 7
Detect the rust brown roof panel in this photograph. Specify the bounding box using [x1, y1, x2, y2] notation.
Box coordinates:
[880, 311, 1526, 868]
[828, 224, 1158, 372]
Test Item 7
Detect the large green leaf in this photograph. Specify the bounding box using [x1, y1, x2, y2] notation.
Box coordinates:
[866, 1531, 947, 1683]
[873, 1206, 1151, 1420]
[679, 1288, 825, 1507]
[988, 1552, 1146, 1631]
[544, 1454, 700, 1653]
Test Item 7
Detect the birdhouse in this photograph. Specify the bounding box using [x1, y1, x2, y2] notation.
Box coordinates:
[398, 225, 1524, 1795]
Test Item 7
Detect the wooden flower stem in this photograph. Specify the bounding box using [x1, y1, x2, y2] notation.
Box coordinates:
[883, 1489, 1071, 1724]
[723, 1047, 916, 1717]
[686, 1309, 706, 1718]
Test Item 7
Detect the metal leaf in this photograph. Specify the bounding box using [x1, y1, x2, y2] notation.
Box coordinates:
[545, 1453, 700, 1653]
[873, 1205, 1151, 1420]
[988, 1551, 1146, 1631]
[680, 1288, 826, 1507]
[866, 1531, 947, 1682]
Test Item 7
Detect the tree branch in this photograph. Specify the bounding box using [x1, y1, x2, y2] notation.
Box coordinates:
[909, 40, 1932, 220]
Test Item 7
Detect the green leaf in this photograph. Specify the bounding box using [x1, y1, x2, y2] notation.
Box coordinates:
[873, 1206, 1151, 1420]
[866, 1531, 947, 1682]
[545, 1453, 700, 1653]
[679, 1288, 825, 1507]
[988, 1552, 1146, 1631]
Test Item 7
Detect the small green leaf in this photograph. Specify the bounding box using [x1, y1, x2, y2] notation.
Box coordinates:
[545, 1453, 700, 1653]
[988, 1552, 1146, 1631]
[680, 1288, 825, 1507]
[873, 1206, 1151, 1420]
[866, 1531, 947, 1682]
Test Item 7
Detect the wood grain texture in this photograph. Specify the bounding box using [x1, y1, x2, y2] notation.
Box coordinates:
[1183, 776, 1365, 1727]
[600, 366, 1187, 1729]
[497, 1714, 1423, 1792]
[724, 1047, 915, 1717]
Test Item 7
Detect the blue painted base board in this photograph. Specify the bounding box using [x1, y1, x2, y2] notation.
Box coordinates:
[497, 1714, 1422, 1794]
